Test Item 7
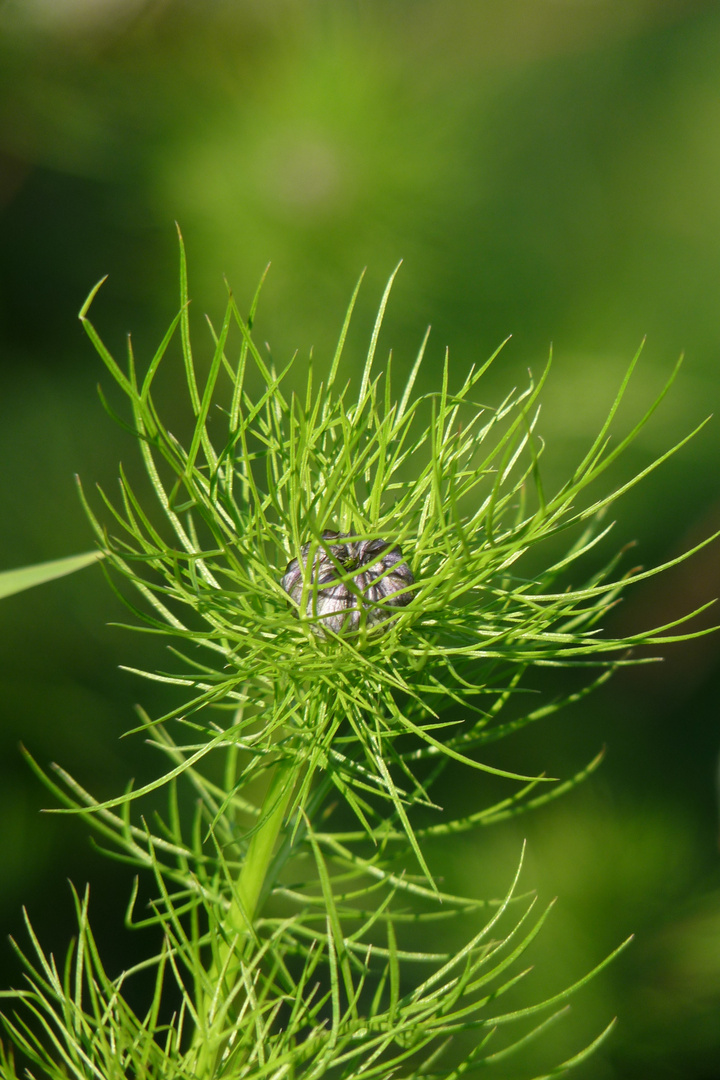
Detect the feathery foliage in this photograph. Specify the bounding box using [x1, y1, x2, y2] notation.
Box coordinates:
[1, 232, 713, 1078]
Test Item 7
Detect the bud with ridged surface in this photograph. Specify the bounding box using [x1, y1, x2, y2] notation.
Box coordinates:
[280, 530, 415, 637]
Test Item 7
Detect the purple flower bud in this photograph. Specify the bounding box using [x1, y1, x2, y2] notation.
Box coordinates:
[280, 531, 415, 637]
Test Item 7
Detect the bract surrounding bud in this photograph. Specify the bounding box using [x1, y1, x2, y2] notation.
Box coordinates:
[280, 530, 415, 637]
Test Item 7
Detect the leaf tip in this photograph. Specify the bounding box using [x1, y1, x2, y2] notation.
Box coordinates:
[78, 276, 109, 320]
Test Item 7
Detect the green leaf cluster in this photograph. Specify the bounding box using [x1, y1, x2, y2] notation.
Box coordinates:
[1, 234, 713, 1078]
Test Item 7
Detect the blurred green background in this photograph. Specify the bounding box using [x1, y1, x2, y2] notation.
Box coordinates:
[1, 1, 720, 1075]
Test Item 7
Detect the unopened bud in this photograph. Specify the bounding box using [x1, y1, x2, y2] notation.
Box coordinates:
[281, 531, 415, 637]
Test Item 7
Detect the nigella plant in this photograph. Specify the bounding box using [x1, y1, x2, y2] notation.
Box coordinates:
[0, 232, 715, 1080]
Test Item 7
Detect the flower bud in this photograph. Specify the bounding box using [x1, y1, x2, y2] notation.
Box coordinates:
[280, 530, 415, 637]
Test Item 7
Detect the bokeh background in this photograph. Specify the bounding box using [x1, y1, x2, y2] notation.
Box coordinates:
[1, 1, 720, 1076]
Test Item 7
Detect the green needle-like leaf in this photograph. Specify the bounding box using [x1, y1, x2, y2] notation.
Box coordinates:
[0, 551, 102, 600]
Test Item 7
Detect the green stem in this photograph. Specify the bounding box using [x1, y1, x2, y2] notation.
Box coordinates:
[231, 759, 298, 931]
[192, 757, 299, 1076]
